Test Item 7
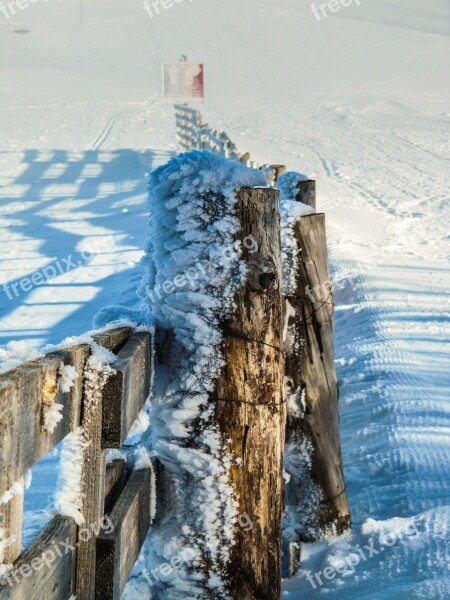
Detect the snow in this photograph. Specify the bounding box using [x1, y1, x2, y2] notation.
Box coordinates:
[278, 172, 316, 295]
[0, 341, 43, 375]
[58, 363, 79, 393]
[134, 447, 157, 523]
[105, 449, 127, 464]
[53, 427, 86, 525]
[284, 437, 323, 542]
[42, 400, 64, 434]
[0, 0, 449, 598]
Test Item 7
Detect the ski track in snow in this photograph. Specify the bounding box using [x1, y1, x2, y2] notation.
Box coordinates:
[0, 0, 449, 597]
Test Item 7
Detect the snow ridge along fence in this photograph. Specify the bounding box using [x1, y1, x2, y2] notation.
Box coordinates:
[174, 104, 287, 184]
[0, 327, 153, 600]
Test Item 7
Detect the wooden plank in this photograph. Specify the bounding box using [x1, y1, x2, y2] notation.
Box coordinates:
[0, 481, 23, 565]
[270, 164, 287, 184]
[101, 333, 153, 448]
[173, 104, 199, 116]
[73, 328, 134, 599]
[95, 468, 153, 600]
[0, 516, 77, 600]
[175, 119, 197, 134]
[214, 187, 286, 599]
[285, 214, 350, 542]
[296, 179, 316, 209]
[75, 347, 108, 600]
[104, 460, 127, 514]
[92, 327, 131, 353]
[0, 344, 89, 497]
[176, 132, 195, 144]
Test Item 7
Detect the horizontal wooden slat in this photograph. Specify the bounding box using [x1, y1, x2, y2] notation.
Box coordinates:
[0, 481, 23, 565]
[174, 104, 199, 116]
[176, 129, 197, 142]
[104, 459, 127, 514]
[0, 344, 89, 496]
[105, 460, 126, 499]
[175, 119, 197, 133]
[95, 468, 153, 600]
[101, 333, 153, 448]
[0, 516, 77, 600]
[176, 131, 196, 144]
[92, 327, 131, 353]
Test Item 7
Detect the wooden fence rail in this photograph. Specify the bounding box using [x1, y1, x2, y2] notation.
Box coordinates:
[0, 181, 350, 599]
[174, 104, 287, 185]
[0, 327, 154, 600]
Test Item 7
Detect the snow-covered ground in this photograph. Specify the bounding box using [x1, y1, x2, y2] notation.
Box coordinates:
[1, 0, 449, 597]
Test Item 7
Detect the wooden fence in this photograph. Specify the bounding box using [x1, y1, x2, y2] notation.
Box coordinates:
[174, 104, 287, 184]
[0, 188, 350, 597]
[0, 327, 153, 600]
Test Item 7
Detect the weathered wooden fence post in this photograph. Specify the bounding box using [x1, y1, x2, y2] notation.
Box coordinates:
[284, 203, 350, 570]
[75, 328, 131, 600]
[214, 187, 285, 599]
[295, 180, 316, 209]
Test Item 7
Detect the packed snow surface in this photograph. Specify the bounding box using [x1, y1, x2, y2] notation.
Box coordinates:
[0, 0, 449, 598]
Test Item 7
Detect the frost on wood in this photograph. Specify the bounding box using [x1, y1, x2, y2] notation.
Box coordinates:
[277, 172, 325, 545]
[43, 362, 79, 434]
[277, 171, 315, 295]
[0, 340, 43, 375]
[105, 448, 127, 464]
[132, 151, 267, 598]
[134, 447, 157, 522]
[54, 427, 86, 525]
[0, 471, 31, 506]
[283, 437, 323, 543]
[42, 401, 63, 434]
[54, 344, 115, 525]
[58, 363, 79, 393]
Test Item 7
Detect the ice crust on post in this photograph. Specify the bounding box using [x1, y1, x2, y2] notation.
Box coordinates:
[132, 152, 267, 598]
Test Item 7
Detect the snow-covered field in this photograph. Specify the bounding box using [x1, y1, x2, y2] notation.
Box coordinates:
[1, 0, 449, 597]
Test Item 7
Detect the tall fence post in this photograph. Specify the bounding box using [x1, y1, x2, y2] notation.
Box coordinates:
[214, 187, 285, 599]
[284, 206, 350, 569]
[75, 329, 131, 600]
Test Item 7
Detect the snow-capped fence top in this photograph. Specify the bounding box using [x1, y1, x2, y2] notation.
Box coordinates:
[174, 104, 287, 185]
[0, 327, 154, 600]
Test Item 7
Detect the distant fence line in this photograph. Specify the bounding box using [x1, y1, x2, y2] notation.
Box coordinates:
[174, 104, 287, 185]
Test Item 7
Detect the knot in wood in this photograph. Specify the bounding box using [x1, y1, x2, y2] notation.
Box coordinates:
[247, 255, 278, 293]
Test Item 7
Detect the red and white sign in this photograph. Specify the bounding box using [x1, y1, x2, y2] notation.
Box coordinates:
[163, 63, 204, 104]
